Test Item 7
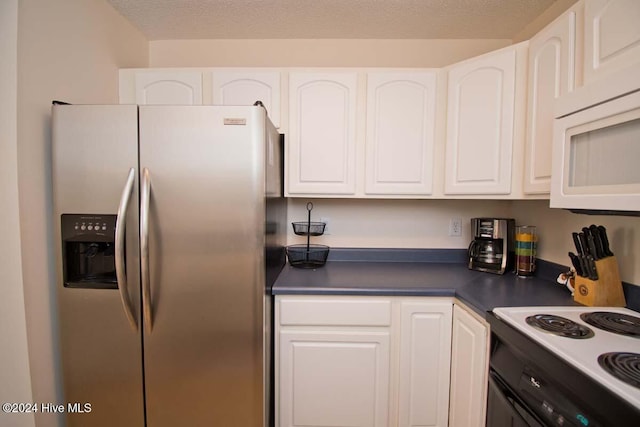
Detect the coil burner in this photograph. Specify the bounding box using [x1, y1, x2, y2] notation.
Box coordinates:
[525, 314, 594, 339]
[580, 312, 640, 338]
[598, 352, 640, 389]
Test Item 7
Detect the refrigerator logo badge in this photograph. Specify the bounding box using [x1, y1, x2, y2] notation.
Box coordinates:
[223, 118, 247, 126]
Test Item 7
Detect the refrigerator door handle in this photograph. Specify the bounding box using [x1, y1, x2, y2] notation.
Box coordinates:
[140, 167, 153, 334]
[115, 167, 138, 331]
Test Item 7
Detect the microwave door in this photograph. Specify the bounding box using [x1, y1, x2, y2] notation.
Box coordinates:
[564, 111, 640, 192]
[551, 90, 640, 212]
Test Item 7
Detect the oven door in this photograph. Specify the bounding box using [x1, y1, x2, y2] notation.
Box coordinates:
[487, 370, 544, 427]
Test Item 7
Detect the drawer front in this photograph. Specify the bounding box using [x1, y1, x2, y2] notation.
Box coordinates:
[279, 297, 392, 326]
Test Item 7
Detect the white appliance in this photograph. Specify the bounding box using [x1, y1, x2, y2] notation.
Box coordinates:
[487, 305, 639, 426]
[551, 63, 640, 213]
[51, 103, 286, 427]
[493, 306, 640, 408]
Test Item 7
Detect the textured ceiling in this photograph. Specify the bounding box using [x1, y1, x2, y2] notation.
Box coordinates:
[106, 0, 557, 40]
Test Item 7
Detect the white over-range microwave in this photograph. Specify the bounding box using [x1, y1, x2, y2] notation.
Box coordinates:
[551, 63, 640, 214]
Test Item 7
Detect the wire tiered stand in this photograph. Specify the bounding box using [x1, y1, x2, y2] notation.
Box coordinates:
[286, 202, 330, 268]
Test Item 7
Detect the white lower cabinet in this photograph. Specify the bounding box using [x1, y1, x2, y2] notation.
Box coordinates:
[397, 300, 452, 427]
[279, 330, 391, 427]
[275, 296, 453, 427]
[449, 303, 490, 427]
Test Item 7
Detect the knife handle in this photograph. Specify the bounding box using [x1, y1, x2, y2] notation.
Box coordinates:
[586, 234, 599, 260]
[597, 225, 614, 256]
[590, 225, 606, 259]
[586, 255, 598, 280]
[577, 232, 589, 256]
[568, 252, 584, 277]
[581, 255, 594, 279]
[572, 232, 584, 255]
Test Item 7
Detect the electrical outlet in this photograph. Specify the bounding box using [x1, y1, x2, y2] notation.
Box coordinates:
[320, 217, 330, 235]
[449, 217, 462, 237]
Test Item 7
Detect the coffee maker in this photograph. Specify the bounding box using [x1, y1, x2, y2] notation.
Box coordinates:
[468, 218, 515, 274]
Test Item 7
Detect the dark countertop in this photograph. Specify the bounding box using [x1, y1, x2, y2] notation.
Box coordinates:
[271, 249, 578, 319]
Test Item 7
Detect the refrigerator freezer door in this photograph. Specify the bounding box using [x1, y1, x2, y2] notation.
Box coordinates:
[52, 104, 144, 427]
[139, 106, 268, 426]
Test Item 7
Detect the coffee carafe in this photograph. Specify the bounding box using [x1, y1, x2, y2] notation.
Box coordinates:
[468, 218, 515, 274]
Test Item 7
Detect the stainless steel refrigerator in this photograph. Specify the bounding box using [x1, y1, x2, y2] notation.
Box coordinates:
[51, 103, 286, 427]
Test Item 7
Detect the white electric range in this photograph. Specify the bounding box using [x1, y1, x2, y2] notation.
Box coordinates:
[488, 306, 640, 426]
[493, 306, 640, 408]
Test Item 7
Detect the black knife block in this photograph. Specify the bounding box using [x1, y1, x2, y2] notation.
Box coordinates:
[573, 256, 626, 307]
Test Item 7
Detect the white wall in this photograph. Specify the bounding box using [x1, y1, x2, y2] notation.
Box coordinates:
[1, 1, 35, 426]
[511, 201, 640, 286]
[288, 198, 512, 249]
[16, 1, 148, 426]
[288, 198, 640, 286]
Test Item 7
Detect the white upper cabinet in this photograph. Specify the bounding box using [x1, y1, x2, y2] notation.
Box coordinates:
[444, 46, 520, 195]
[584, 0, 640, 85]
[365, 71, 437, 196]
[287, 72, 358, 195]
[120, 69, 282, 125]
[211, 69, 281, 128]
[524, 4, 582, 194]
[133, 71, 203, 105]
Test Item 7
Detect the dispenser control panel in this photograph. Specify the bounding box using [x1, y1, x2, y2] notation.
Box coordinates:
[61, 214, 118, 289]
[61, 214, 117, 241]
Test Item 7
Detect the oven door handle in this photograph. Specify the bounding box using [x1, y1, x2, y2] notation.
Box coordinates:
[488, 371, 545, 427]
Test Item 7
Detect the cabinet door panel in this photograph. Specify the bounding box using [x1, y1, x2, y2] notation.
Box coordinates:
[365, 72, 437, 195]
[584, 0, 640, 84]
[449, 305, 489, 427]
[211, 70, 281, 127]
[398, 301, 452, 427]
[525, 8, 578, 194]
[445, 49, 516, 195]
[279, 330, 390, 427]
[288, 73, 358, 195]
[135, 72, 202, 105]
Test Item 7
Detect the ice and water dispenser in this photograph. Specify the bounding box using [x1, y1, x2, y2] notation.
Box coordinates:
[61, 214, 119, 289]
